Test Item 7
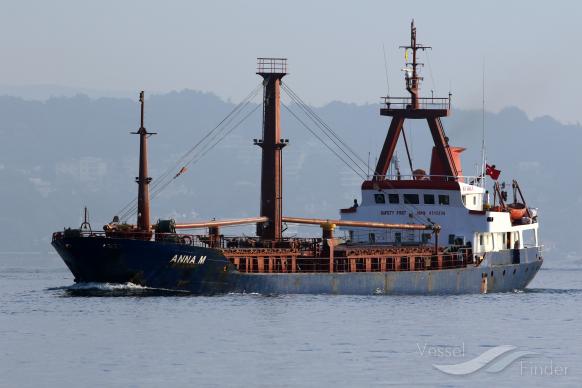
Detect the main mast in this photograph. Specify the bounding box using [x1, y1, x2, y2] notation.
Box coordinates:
[255, 58, 288, 241]
[373, 20, 459, 182]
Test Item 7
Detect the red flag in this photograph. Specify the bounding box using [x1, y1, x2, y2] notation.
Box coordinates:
[485, 164, 501, 180]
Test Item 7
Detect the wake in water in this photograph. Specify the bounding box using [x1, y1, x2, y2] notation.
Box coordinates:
[48, 282, 192, 297]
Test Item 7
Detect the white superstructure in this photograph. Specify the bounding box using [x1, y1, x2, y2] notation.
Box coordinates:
[338, 20, 540, 265]
[340, 177, 539, 256]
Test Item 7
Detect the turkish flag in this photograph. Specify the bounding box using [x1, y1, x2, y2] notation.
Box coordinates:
[486, 164, 501, 180]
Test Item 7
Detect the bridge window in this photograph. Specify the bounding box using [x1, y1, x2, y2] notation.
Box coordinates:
[404, 194, 420, 204]
[438, 194, 450, 205]
[423, 194, 435, 204]
[388, 194, 399, 204]
[374, 193, 385, 204]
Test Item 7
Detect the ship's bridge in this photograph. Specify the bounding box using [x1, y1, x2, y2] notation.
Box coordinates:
[356, 176, 486, 210]
[339, 175, 483, 245]
[339, 174, 538, 257]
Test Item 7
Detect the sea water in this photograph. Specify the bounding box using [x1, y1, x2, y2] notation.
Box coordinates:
[1, 253, 581, 387]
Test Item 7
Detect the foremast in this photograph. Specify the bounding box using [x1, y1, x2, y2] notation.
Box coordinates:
[133, 91, 156, 232]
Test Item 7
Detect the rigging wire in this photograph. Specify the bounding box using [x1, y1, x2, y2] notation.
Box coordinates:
[281, 102, 367, 180]
[401, 125, 414, 174]
[155, 84, 262, 187]
[280, 81, 431, 225]
[117, 83, 262, 218]
[425, 50, 438, 97]
[116, 84, 261, 219]
[121, 103, 261, 221]
[281, 96, 430, 226]
[151, 104, 262, 200]
[116, 76, 434, 228]
[284, 83, 431, 225]
[120, 102, 262, 221]
[280, 92, 369, 179]
[117, 84, 262, 221]
[281, 82, 370, 169]
[282, 83, 369, 169]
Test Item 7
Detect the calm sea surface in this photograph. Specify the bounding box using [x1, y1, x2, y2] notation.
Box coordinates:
[1, 253, 581, 387]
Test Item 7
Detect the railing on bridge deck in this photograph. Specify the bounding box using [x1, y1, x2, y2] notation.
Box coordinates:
[381, 96, 451, 111]
[366, 174, 484, 184]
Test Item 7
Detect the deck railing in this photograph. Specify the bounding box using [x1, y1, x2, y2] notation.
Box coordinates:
[256, 58, 288, 74]
[52, 230, 320, 252]
[227, 251, 469, 273]
[368, 174, 484, 184]
[52, 230, 211, 247]
[381, 96, 450, 110]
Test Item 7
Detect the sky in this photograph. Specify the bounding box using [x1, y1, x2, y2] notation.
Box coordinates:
[0, 0, 580, 123]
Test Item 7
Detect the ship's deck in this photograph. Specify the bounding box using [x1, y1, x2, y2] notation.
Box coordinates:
[220, 244, 469, 274]
[53, 230, 472, 274]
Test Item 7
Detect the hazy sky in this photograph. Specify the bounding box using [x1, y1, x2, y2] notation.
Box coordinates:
[1, 0, 580, 123]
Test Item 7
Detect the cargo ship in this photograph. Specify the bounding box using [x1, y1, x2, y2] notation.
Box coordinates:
[52, 22, 542, 295]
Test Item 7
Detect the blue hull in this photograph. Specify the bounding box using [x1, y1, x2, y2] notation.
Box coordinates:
[52, 237, 543, 295]
[52, 236, 234, 294]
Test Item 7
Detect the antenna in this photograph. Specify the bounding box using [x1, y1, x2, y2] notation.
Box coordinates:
[393, 153, 401, 180]
[382, 43, 390, 96]
[480, 58, 486, 187]
[399, 19, 431, 109]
